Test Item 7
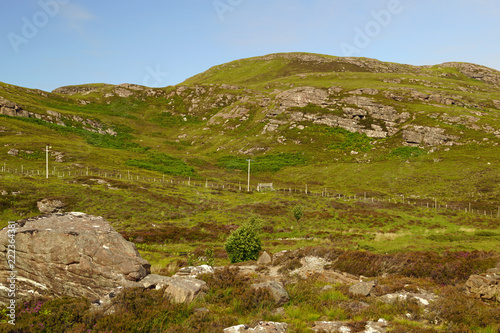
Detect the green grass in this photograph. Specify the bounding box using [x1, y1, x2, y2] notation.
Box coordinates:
[218, 153, 308, 173]
[125, 152, 196, 177]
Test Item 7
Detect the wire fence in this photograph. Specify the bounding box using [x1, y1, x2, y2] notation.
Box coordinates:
[1, 162, 499, 219]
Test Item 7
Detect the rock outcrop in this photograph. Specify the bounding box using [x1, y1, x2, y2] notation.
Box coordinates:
[0, 97, 116, 136]
[402, 125, 459, 146]
[276, 87, 329, 108]
[0, 97, 32, 118]
[0, 213, 151, 305]
[36, 198, 65, 214]
[465, 268, 500, 302]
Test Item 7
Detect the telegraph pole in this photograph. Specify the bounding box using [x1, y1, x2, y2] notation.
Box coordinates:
[46, 144, 50, 179]
[247, 159, 251, 191]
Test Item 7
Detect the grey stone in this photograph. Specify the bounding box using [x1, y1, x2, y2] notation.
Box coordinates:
[7, 149, 18, 156]
[257, 251, 272, 265]
[311, 321, 352, 332]
[378, 291, 437, 306]
[312, 319, 388, 333]
[173, 264, 214, 278]
[251, 281, 290, 306]
[224, 321, 288, 332]
[37, 198, 65, 214]
[349, 280, 376, 297]
[164, 277, 208, 303]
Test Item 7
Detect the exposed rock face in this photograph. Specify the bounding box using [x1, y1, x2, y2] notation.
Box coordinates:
[224, 321, 288, 333]
[52, 85, 111, 95]
[465, 268, 500, 302]
[402, 125, 458, 146]
[37, 198, 65, 214]
[0, 97, 32, 118]
[276, 87, 329, 108]
[0, 97, 116, 136]
[113, 87, 134, 98]
[0, 213, 151, 305]
[440, 62, 500, 85]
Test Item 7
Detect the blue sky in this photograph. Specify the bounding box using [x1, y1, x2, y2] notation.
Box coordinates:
[1, 0, 499, 92]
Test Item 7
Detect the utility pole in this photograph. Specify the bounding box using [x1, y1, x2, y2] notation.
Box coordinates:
[247, 159, 251, 191]
[46, 144, 51, 179]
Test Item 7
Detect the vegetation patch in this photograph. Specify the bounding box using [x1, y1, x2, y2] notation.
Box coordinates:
[331, 250, 498, 284]
[152, 111, 201, 127]
[388, 146, 425, 159]
[125, 152, 196, 176]
[289, 103, 343, 116]
[218, 152, 307, 173]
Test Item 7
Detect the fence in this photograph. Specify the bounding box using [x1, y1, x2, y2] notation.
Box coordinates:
[1, 162, 499, 219]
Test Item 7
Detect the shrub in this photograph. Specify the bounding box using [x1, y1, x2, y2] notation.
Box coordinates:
[224, 217, 262, 263]
[293, 205, 304, 229]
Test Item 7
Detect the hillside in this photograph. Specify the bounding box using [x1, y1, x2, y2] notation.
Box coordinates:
[1, 52, 499, 206]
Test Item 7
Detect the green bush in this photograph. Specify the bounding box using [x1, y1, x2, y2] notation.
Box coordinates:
[224, 217, 262, 263]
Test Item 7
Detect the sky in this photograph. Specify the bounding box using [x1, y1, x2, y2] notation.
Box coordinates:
[1, 0, 499, 92]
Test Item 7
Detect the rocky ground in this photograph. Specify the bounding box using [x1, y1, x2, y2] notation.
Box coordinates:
[0, 213, 498, 332]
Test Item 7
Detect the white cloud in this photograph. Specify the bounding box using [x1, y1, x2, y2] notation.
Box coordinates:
[59, 3, 95, 21]
[59, 3, 96, 37]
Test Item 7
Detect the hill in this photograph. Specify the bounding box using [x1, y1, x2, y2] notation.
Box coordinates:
[1, 52, 499, 206]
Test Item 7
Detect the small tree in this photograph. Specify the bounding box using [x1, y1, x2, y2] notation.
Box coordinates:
[225, 217, 262, 263]
[293, 205, 303, 228]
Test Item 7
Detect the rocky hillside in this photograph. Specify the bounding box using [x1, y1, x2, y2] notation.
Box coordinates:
[1, 53, 500, 202]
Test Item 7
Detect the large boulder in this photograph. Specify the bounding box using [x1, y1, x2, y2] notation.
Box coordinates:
[0, 213, 151, 305]
[164, 277, 208, 303]
[465, 268, 500, 302]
